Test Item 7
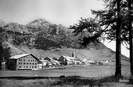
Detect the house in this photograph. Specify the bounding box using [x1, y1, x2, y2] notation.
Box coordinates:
[58, 56, 68, 65]
[99, 60, 113, 65]
[7, 54, 41, 70]
[50, 57, 60, 66]
[42, 57, 60, 67]
[82, 58, 96, 65]
[59, 56, 80, 65]
[74, 59, 83, 65]
[40, 60, 53, 69]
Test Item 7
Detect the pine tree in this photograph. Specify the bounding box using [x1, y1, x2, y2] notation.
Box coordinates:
[115, 0, 121, 79]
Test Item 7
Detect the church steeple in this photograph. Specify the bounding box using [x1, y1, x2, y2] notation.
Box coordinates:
[72, 48, 76, 58]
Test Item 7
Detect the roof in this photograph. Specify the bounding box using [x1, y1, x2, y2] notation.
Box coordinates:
[10, 54, 29, 59]
[62, 56, 75, 61]
[40, 60, 49, 62]
[10, 53, 41, 63]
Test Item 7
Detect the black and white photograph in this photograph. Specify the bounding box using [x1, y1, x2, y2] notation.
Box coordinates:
[0, 0, 133, 87]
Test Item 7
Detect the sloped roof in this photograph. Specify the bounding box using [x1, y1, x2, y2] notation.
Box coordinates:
[10, 54, 29, 59]
[62, 56, 75, 61]
[10, 54, 40, 62]
[43, 57, 60, 65]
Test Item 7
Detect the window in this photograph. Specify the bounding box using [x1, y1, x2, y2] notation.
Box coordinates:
[19, 66, 21, 68]
[26, 66, 28, 68]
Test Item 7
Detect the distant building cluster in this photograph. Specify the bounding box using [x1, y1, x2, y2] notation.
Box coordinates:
[5, 53, 114, 70]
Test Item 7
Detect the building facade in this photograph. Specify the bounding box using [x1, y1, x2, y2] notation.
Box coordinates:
[7, 54, 41, 70]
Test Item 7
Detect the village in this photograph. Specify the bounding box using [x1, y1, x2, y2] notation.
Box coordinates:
[4, 53, 114, 70]
[0, 0, 133, 86]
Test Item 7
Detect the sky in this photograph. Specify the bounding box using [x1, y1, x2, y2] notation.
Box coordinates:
[102, 40, 129, 57]
[0, 0, 104, 26]
[0, 0, 129, 57]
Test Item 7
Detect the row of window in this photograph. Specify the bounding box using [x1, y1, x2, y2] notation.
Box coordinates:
[18, 66, 37, 69]
[18, 58, 36, 62]
[18, 62, 37, 65]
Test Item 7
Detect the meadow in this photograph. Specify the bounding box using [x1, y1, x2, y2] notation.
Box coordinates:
[0, 65, 132, 87]
[0, 65, 130, 78]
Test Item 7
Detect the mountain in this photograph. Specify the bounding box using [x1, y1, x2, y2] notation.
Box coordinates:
[26, 18, 52, 33]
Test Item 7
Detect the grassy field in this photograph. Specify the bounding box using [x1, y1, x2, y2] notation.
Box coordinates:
[0, 65, 132, 87]
[0, 65, 130, 78]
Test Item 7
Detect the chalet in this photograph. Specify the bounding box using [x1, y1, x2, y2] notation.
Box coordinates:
[59, 56, 83, 65]
[7, 54, 41, 70]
